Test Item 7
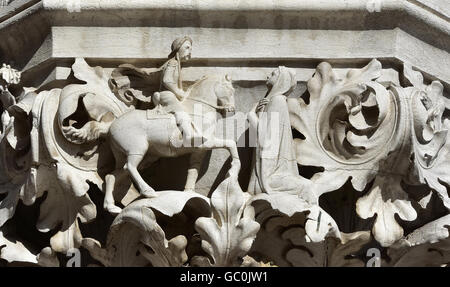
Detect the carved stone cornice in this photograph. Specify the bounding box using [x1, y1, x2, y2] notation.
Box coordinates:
[0, 0, 449, 90]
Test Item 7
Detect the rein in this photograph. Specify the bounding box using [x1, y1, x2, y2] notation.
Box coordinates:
[184, 77, 234, 111]
[185, 97, 229, 110]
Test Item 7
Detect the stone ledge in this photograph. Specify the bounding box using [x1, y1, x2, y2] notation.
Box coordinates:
[17, 27, 449, 91]
[1, 1, 448, 42]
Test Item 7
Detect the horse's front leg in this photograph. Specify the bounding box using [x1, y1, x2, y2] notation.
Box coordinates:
[202, 138, 241, 177]
[184, 150, 206, 192]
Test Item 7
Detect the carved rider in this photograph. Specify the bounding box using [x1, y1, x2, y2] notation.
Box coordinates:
[109, 36, 204, 145]
[153, 36, 196, 144]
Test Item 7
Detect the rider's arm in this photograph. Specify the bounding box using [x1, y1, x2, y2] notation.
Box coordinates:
[162, 60, 186, 101]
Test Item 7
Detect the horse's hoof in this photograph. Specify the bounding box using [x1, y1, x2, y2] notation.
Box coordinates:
[141, 189, 158, 198]
[104, 204, 122, 215]
[184, 188, 195, 193]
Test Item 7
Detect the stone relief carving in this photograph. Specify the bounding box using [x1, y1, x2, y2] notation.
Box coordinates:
[0, 36, 449, 267]
[0, 0, 12, 6]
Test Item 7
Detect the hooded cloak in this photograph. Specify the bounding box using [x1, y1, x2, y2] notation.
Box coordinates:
[247, 66, 310, 196]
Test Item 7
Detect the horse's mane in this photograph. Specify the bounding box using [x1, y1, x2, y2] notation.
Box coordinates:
[186, 75, 223, 100]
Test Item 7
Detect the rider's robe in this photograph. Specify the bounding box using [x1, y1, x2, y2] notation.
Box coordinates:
[109, 58, 185, 114]
[109, 63, 163, 107]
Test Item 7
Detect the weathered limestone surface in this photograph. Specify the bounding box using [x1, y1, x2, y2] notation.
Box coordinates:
[0, 0, 449, 267]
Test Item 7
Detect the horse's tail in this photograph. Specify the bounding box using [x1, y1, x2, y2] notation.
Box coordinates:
[58, 82, 130, 145]
[61, 120, 113, 145]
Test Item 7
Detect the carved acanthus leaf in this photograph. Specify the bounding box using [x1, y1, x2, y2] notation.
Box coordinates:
[194, 177, 260, 267]
[83, 191, 210, 267]
[0, 183, 21, 228]
[35, 164, 97, 253]
[0, 230, 37, 264]
[356, 176, 417, 247]
[26, 89, 104, 254]
[249, 206, 366, 267]
[0, 94, 33, 226]
[251, 192, 340, 242]
[284, 230, 371, 267]
[387, 214, 450, 266]
[83, 208, 188, 267]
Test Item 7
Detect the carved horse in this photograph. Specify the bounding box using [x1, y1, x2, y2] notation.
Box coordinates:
[103, 75, 240, 213]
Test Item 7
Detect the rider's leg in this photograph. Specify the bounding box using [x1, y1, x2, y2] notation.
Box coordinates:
[174, 111, 194, 147]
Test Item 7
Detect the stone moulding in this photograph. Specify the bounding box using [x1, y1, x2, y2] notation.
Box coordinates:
[1, 0, 449, 92]
[0, 0, 449, 267]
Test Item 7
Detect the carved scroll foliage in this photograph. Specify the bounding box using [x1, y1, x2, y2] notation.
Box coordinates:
[23, 59, 139, 255]
[194, 177, 260, 267]
[289, 59, 395, 194]
[0, 68, 37, 264]
[29, 89, 101, 253]
[58, 58, 129, 145]
[0, 66, 29, 229]
[404, 64, 450, 209]
[0, 59, 127, 260]
[289, 59, 419, 247]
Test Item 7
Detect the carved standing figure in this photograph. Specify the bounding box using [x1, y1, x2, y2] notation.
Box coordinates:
[247, 66, 316, 204]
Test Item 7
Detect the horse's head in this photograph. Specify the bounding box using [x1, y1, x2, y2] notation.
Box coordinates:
[215, 74, 235, 114]
[186, 74, 235, 115]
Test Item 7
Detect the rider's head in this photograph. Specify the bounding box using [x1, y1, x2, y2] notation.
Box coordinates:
[169, 36, 193, 62]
